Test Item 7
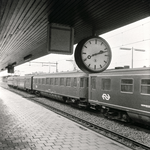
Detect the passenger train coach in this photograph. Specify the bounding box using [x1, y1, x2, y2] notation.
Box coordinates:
[7, 67, 150, 125]
[32, 72, 88, 103]
[89, 67, 150, 124]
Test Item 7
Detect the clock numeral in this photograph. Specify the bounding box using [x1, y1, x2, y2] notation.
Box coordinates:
[104, 48, 107, 50]
[89, 41, 91, 44]
[105, 54, 108, 56]
[101, 42, 103, 45]
[94, 65, 96, 69]
[82, 52, 86, 54]
[104, 60, 107, 63]
[100, 65, 102, 68]
[88, 64, 91, 67]
[84, 45, 87, 48]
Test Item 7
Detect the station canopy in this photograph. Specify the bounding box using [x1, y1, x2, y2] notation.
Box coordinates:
[0, 0, 150, 72]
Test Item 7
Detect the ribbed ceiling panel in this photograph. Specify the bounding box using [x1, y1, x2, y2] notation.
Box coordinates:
[0, 0, 149, 71]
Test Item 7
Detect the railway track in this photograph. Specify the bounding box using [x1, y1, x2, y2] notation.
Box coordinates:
[1, 84, 150, 150]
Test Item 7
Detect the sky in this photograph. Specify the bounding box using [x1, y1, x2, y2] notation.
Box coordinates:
[0, 16, 150, 76]
[101, 16, 150, 69]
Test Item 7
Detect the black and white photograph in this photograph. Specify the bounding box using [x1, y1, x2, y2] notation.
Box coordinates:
[0, 1, 150, 150]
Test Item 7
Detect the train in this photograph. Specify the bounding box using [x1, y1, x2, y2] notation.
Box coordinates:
[7, 67, 150, 125]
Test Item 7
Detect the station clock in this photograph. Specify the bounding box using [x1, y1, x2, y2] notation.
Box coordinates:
[74, 37, 112, 73]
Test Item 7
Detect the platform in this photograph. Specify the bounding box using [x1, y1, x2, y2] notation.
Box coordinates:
[0, 87, 131, 150]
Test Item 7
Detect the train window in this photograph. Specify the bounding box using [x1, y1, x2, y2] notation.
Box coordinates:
[141, 79, 150, 94]
[34, 78, 36, 83]
[46, 78, 50, 84]
[73, 78, 77, 87]
[50, 78, 53, 85]
[27, 79, 30, 83]
[38, 79, 41, 84]
[40, 78, 42, 84]
[121, 79, 133, 93]
[66, 78, 71, 86]
[60, 78, 64, 86]
[102, 79, 111, 90]
[42, 78, 45, 84]
[86, 78, 89, 87]
[55, 78, 58, 85]
[80, 78, 84, 87]
[91, 77, 96, 89]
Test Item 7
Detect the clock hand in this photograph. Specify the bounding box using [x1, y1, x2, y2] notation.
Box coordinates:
[91, 52, 100, 57]
[84, 50, 107, 61]
[102, 51, 107, 53]
[92, 50, 107, 56]
[84, 55, 91, 61]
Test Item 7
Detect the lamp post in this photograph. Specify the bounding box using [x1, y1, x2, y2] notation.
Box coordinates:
[66, 59, 77, 71]
[42, 62, 58, 73]
[120, 47, 145, 68]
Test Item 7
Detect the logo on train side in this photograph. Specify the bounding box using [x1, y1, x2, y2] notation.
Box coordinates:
[102, 93, 110, 100]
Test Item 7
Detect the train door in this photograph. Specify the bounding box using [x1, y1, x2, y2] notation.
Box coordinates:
[29, 77, 32, 89]
[79, 77, 85, 98]
[72, 77, 78, 97]
[89, 76, 97, 100]
[79, 77, 88, 99]
[85, 77, 89, 99]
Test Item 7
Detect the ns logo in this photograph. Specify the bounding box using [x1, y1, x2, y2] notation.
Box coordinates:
[102, 93, 110, 101]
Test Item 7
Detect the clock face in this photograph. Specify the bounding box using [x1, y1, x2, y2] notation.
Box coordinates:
[75, 37, 112, 73]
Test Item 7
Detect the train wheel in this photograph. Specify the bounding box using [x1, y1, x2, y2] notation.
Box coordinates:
[122, 113, 131, 122]
[35, 91, 41, 97]
[101, 109, 108, 118]
[63, 97, 67, 103]
[85, 103, 91, 110]
[95, 105, 101, 111]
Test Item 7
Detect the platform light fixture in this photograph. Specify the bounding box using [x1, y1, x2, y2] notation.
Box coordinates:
[5, 65, 14, 73]
[11, 62, 17, 66]
[24, 54, 32, 62]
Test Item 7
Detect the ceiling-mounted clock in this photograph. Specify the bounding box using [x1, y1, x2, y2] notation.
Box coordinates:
[74, 36, 112, 73]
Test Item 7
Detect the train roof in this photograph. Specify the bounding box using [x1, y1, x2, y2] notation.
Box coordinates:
[33, 71, 88, 78]
[89, 67, 150, 76]
[7, 75, 33, 79]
